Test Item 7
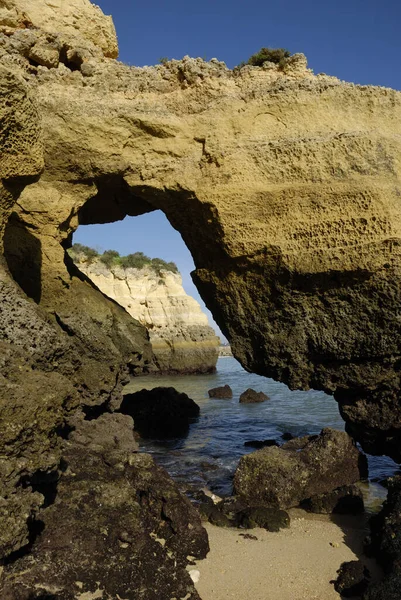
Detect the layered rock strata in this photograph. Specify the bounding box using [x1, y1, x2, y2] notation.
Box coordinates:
[1, 8, 400, 460]
[1, 0, 401, 596]
[74, 257, 219, 374]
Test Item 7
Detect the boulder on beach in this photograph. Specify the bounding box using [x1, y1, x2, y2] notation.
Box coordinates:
[239, 389, 269, 403]
[198, 494, 290, 531]
[119, 387, 200, 438]
[333, 560, 371, 598]
[300, 484, 364, 515]
[208, 384, 233, 399]
[234, 428, 368, 509]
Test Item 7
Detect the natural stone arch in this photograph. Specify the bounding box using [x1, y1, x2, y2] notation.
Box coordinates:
[2, 15, 401, 461]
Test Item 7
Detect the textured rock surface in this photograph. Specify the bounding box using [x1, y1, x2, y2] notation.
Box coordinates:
[0, 418, 208, 599]
[0, 8, 400, 459]
[1, 0, 401, 594]
[239, 388, 269, 403]
[365, 476, 401, 600]
[333, 561, 371, 598]
[234, 428, 367, 509]
[74, 257, 219, 374]
[208, 384, 233, 398]
[1, 0, 118, 58]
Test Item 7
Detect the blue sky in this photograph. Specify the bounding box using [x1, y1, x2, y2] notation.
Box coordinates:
[75, 0, 401, 336]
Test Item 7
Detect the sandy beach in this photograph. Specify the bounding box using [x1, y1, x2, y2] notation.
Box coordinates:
[191, 509, 381, 600]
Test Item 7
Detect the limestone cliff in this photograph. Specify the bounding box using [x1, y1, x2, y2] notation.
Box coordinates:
[73, 255, 219, 374]
[1, 0, 401, 595]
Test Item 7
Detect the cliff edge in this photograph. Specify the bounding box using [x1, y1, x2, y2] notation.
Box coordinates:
[72, 249, 219, 374]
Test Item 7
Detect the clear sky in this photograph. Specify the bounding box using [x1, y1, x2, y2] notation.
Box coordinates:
[74, 0, 401, 336]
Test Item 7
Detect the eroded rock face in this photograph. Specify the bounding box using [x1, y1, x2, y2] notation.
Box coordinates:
[0, 417, 208, 600]
[1, 5, 400, 459]
[0, 0, 118, 58]
[74, 257, 219, 374]
[1, 0, 401, 594]
[234, 429, 367, 509]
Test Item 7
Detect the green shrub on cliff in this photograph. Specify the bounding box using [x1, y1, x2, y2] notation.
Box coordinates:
[69, 244, 178, 274]
[100, 249, 120, 268]
[237, 47, 291, 70]
[68, 243, 99, 263]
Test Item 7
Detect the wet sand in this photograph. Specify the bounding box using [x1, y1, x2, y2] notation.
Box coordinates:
[191, 509, 381, 600]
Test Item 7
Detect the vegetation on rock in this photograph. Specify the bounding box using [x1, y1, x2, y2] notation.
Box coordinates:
[69, 243, 179, 274]
[237, 47, 292, 69]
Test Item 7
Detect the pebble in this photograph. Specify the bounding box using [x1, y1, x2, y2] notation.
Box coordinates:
[189, 569, 200, 583]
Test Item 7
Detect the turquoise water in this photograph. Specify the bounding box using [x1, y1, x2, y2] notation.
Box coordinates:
[124, 357, 398, 504]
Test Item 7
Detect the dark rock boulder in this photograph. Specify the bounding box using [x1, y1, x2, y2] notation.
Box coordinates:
[244, 439, 279, 449]
[364, 476, 401, 600]
[239, 388, 269, 403]
[234, 428, 367, 509]
[120, 387, 200, 438]
[198, 494, 289, 532]
[332, 561, 371, 598]
[208, 384, 233, 399]
[300, 484, 365, 515]
[236, 506, 290, 532]
[0, 415, 208, 600]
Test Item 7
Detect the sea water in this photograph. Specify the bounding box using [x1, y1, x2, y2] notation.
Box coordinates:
[124, 356, 398, 507]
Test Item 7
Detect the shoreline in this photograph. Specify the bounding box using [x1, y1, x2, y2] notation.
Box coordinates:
[192, 509, 381, 600]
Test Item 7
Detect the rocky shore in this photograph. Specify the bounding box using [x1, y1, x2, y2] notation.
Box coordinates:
[1, 0, 401, 598]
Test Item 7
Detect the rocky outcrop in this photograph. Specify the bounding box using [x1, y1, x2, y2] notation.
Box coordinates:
[234, 429, 367, 509]
[0, 414, 208, 599]
[1, 0, 401, 595]
[1, 6, 400, 461]
[239, 388, 269, 403]
[365, 476, 401, 600]
[0, 0, 118, 58]
[208, 384, 233, 398]
[74, 256, 219, 374]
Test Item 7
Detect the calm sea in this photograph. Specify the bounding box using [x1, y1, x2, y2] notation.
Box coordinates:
[124, 357, 398, 509]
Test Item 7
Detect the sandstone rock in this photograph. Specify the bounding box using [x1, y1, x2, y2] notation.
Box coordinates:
[239, 388, 269, 403]
[4, 0, 118, 58]
[68, 412, 139, 461]
[208, 384, 233, 398]
[0, 438, 208, 599]
[300, 484, 364, 515]
[74, 258, 219, 375]
[1, 7, 401, 459]
[120, 387, 200, 438]
[1, 0, 401, 589]
[28, 41, 59, 68]
[234, 428, 367, 509]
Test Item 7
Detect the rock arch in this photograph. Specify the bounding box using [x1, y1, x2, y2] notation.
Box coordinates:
[2, 1, 401, 596]
[2, 47, 401, 460]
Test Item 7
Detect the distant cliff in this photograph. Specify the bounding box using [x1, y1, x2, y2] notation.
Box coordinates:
[69, 246, 220, 374]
